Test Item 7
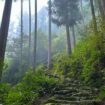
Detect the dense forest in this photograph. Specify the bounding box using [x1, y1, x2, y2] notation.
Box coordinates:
[0, 0, 105, 105]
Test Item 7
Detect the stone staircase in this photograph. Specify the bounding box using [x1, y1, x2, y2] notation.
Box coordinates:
[44, 79, 100, 105]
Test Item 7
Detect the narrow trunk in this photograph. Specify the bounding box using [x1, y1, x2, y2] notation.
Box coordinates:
[72, 26, 76, 48]
[97, 0, 105, 19]
[0, 0, 12, 81]
[20, 0, 23, 69]
[90, 0, 98, 35]
[48, 0, 52, 69]
[102, 0, 105, 11]
[80, 0, 85, 26]
[33, 0, 37, 70]
[29, 0, 31, 67]
[66, 25, 71, 55]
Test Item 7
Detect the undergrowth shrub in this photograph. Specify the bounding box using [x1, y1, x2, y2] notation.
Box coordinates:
[3, 69, 59, 105]
[0, 83, 11, 104]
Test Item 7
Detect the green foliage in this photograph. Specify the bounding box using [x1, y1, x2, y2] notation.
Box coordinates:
[71, 34, 105, 87]
[0, 83, 11, 104]
[5, 86, 38, 105]
[52, 18, 105, 90]
[51, 0, 81, 27]
[50, 18, 105, 101]
[3, 69, 59, 105]
[99, 86, 105, 100]
[52, 54, 71, 77]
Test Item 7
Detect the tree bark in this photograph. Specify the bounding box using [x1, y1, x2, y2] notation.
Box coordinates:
[80, 0, 85, 26]
[33, 0, 37, 70]
[90, 0, 98, 35]
[97, 0, 105, 19]
[102, 0, 105, 11]
[72, 25, 76, 48]
[48, 0, 52, 69]
[20, 0, 23, 69]
[66, 25, 72, 55]
[29, 0, 31, 67]
[0, 0, 12, 81]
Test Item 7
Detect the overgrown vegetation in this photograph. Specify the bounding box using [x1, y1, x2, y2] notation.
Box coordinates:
[1, 18, 105, 105]
[1, 18, 105, 104]
[51, 18, 105, 100]
[0, 68, 59, 105]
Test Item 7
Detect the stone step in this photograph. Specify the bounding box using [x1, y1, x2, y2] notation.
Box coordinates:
[53, 84, 73, 91]
[45, 102, 97, 105]
[54, 89, 93, 96]
[54, 92, 76, 97]
[55, 87, 92, 93]
[44, 79, 99, 105]
[53, 95, 96, 101]
[53, 86, 79, 92]
[64, 79, 81, 83]
[54, 89, 78, 95]
[45, 99, 99, 105]
[72, 91, 92, 97]
[53, 96, 79, 101]
[65, 83, 82, 87]
[55, 87, 79, 91]
[54, 82, 86, 91]
[79, 86, 98, 91]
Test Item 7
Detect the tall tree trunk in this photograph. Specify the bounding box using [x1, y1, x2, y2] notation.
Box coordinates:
[33, 0, 37, 70]
[80, 0, 85, 26]
[0, 0, 12, 81]
[66, 25, 71, 55]
[48, 0, 52, 69]
[20, 0, 23, 69]
[102, 0, 105, 11]
[97, 0, 105, 19]
[90, 0, 98, 35]
[101, 0, 105, 20]
[72, 25, 76, 48]
[29, 0, 31, 67]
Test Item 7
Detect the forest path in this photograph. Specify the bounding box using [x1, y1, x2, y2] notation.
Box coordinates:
[43, 79, 101, 105]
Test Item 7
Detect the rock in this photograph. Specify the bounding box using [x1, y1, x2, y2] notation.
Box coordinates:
[44, 79, 100, 105]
